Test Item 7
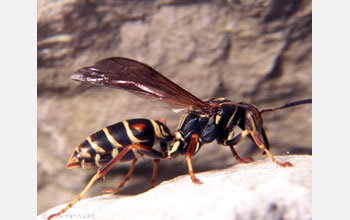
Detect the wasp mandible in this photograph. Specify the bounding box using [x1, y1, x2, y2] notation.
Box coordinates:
[47, 57, 311, 219]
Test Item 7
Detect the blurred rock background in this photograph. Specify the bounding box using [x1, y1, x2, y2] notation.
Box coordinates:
[37, 0, 312, 214]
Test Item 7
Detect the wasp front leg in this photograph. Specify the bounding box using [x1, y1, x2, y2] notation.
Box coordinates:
[244, 111, 293, 167]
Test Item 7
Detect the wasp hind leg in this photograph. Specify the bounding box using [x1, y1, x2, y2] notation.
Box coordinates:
[102, 144, 167, 194]
[185, 134, 202, 184]
[47, 144, 136, 220]
[150, 159, 161, 189]
[102, 158, 137, 195]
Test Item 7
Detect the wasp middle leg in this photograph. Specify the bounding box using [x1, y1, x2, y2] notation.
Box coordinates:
[223, 130, 254, 163]
[185, 134, 202, 184]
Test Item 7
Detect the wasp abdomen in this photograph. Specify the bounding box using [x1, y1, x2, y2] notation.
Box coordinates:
[66, 119, 163, 169]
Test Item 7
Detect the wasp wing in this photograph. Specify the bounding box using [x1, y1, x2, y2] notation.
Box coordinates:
[71, 57, 212, 113]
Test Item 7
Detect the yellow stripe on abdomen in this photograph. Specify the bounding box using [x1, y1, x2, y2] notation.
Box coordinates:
[122, 120, 146, 143]
[103, 127, 123, 147]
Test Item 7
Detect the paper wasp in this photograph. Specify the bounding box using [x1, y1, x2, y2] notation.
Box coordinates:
[47, 57, 311, 219]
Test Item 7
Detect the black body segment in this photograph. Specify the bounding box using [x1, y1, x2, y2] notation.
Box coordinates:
[105, 122, 131, 147]
[90, 130, 115, 153]
[169, 98, 240, 157]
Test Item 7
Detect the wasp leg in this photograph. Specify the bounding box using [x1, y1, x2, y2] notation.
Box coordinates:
[186, 155, 201, 184]
[261, 128, 270, 151]
[47, 145, 135, 220]
[102, 144, 166, 194]
[150, 159, 161, 189]
[249, 132, 293, 167]
[102, 158, 137, 195]
[224, 130, 254, 163]
[185, 134, 202, 184]
[245, 112, 293, 167]
[48, 143, 157, 220]
[229, 146, 254, 163]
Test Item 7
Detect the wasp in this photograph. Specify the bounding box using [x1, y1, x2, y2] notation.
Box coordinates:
[47, 57, 311, 219]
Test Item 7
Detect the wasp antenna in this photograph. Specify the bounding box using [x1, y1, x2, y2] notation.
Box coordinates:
[260, 99, 312, 114]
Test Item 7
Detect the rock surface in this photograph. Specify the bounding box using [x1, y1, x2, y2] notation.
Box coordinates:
[38, 0, 312, 214]
[39, 155, 311, 220]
